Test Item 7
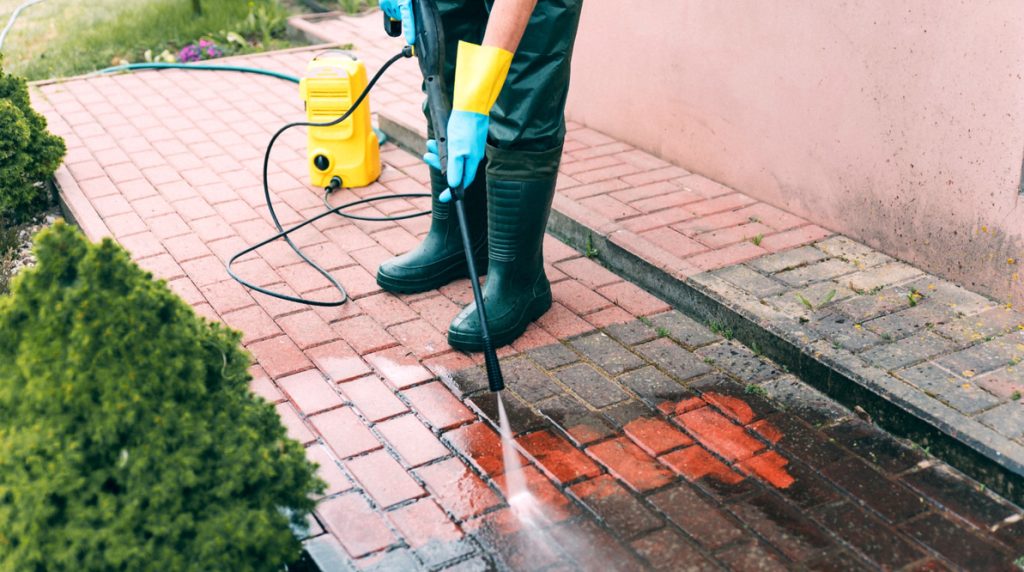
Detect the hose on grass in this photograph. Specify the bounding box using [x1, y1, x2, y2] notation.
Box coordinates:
[0, 0, 47, 51]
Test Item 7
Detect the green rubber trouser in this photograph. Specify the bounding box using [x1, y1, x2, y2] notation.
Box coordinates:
[426, 0, 585, 178]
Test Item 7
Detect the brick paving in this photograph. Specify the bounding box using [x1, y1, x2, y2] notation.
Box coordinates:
[28, 15, 1024, 571]
[287, 12, 1024, 505]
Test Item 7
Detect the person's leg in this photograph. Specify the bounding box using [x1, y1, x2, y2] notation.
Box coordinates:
[447, 0, 585, 351]
[376, 1, 489, 293]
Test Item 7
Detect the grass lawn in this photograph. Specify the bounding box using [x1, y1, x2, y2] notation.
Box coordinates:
[0, 0, 298, 81]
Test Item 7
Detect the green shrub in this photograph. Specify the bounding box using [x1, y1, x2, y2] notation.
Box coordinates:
[0, 58, 65, 222]
[0, 223, 323, 571]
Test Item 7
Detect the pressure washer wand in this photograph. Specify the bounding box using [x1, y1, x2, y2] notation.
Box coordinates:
[392, 0, 504, 392]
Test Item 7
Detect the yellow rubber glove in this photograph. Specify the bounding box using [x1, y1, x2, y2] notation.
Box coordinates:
[438, 41, 513, 201]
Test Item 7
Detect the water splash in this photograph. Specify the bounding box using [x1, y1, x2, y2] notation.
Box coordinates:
[497, 393, 544, 524]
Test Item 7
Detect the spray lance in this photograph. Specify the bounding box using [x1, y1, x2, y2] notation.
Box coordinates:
[386, 4, 505, 393]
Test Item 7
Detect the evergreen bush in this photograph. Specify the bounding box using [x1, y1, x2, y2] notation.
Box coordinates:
[0, 223, 323, 571]
[0, 56, 65, 222]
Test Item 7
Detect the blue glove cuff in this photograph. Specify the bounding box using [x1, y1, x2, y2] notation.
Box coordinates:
[445, 109, 489, 193]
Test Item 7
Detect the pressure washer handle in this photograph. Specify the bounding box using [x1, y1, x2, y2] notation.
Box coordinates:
[383, 14, 402, 37]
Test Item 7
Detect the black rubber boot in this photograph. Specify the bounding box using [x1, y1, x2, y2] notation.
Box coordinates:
[447, 176, 555, 351]
[376, 167, 487, 294]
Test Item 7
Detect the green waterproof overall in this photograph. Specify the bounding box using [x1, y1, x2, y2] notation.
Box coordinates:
[377, 0, 584, 351]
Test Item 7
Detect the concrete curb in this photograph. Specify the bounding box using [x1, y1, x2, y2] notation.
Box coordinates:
[378, 114, 1024, 506]
[52, 165, 111, 241]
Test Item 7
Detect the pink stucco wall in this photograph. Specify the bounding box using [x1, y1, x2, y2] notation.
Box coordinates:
[566, 1, 1024, 304]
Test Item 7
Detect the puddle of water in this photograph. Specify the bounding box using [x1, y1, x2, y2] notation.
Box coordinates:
[497, 393, 545, 525]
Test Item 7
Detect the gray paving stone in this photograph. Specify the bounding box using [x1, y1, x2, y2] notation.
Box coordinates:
[834, 286, 916, 322]
[808, 313, 884, 352]
[903, 276, 997, 316]
[941, 387, 1002, 415]
[634, 338, 713, 382]
[935, 339, 1021, 378]
[894, 363, 963, 397]
[555, 363, 630, 409]
[618, 365, 696, 410]
[815, 235, 893, 268]
[712, 264, 787, 296]
[602, 400, 654, 428]
[861, 303, 956, 341]
[502, 357, 560, 404]
[975, 403, 1024, 440]
[749, 245, 828, 274]
[569, 332, 645, 376]
[842, 262, 923, 293]
[604, 320, 658, 346]
[695, 340, 782, 383]
[648, 310, 721, 348]
[760, 375, 852, 427]
[775, 259, 859, 287]
[935, 306, 1024, 344]
[858, 331, 960, 371]
[894, 363, 1001, 414]
[527, 341, 579, 370]
[765, 282, 855, 319]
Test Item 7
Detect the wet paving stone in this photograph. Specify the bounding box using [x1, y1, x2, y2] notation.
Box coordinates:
[467, 391, 548, 437]
[586, 437, 676, 493]
[901, 464, 1019, 529]
[618, 365, 697, 412]
[536, 394, 617, 446]
[714, 540, 790, 572]
[635, 337, 713, 381]
[569, 475, 664, 540]
[759, 375, 851, 428]
[649, 483, 747, 549]
[556, 363, 631, 409]
[568, 331, 646, 376]
[690, 373, 779, 423]
[548, 518, 649, 572]
[821, 457, 928, 523]
[727, 491, 834, 563]
[823, 418, 925, 474]
[761, 414, 847, 470]
[647, 311, 722, 349]
[901, 512, 1017, 571]
[802, 548, 875, 572]
[812, 502, 924, 567]
[629, 527, 719, 571]
[517, 429, 603, 485]
[758, 457, 841, 509]
[696, 341, 782, 383]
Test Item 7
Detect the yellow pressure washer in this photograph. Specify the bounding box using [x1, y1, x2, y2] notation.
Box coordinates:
[299, 50, 381, 189]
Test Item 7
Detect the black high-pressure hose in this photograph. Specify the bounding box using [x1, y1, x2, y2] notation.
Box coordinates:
[226, 47, 431, 307]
